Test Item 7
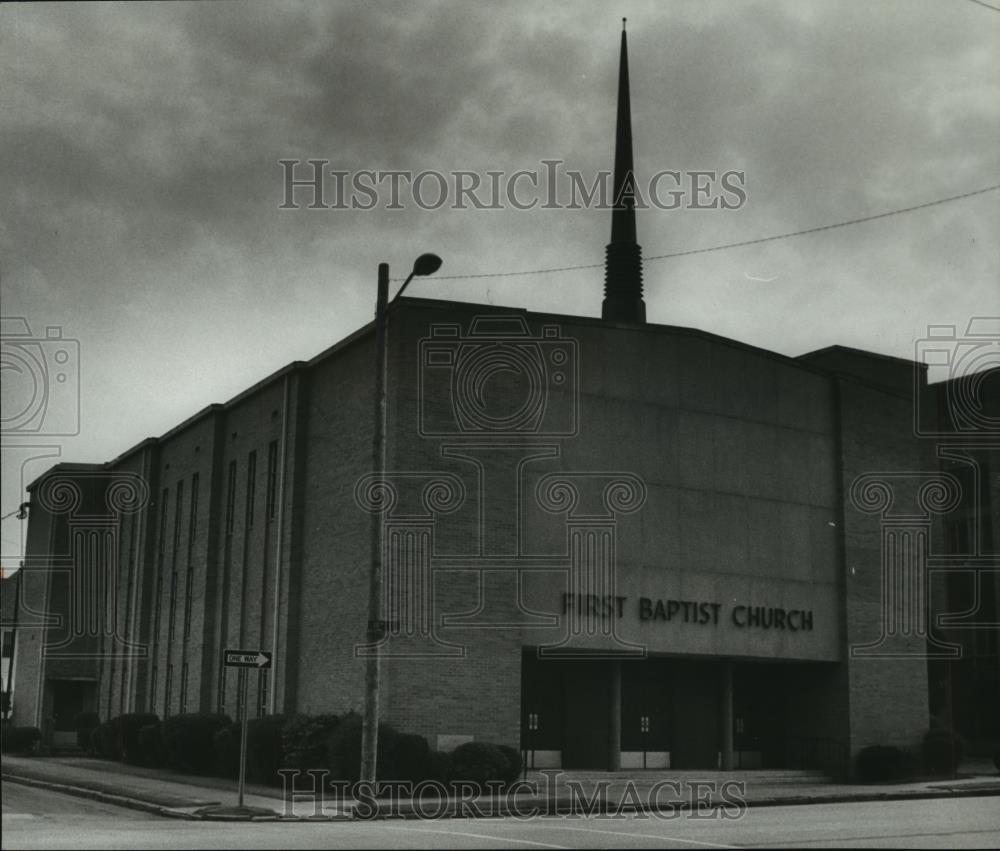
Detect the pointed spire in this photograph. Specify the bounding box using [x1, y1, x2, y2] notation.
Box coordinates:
[603, 18, 646, 323]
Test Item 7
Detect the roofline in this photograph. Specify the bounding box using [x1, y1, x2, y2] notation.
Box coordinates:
[102, 321, 377, 469]
[31, 296, 927, 482]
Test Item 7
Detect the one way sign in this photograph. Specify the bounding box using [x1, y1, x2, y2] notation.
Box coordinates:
[223, 648, 272, 669]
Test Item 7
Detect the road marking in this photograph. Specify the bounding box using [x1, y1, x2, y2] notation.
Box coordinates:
[3, 814, 37, 819]
[540, 824, 738, 848]
[381, 824, 569, 848]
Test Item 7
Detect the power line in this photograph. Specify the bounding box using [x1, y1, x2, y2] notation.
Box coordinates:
[411, 183, 1000, 282]
[646, 183, 1000, 263]
[965, 0, 1000, 13]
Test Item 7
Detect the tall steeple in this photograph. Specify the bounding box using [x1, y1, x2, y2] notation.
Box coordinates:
[602, 18, 646, 323]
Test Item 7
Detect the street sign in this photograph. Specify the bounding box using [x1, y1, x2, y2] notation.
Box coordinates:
[223, 648, 272, 669]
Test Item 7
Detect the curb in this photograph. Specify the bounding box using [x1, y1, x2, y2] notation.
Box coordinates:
[1, 771, 208, 820]
[5, 768, 999, 823]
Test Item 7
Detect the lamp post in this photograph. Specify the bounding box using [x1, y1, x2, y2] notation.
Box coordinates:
[360, 253, 442, 786]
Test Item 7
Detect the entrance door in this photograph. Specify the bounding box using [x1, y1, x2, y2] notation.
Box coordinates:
[621, 659, 672, 759]
[562, 661, 611, 769]
[734, 665, 787, 768]
[670, 663, 719, 769]
[51, 681, 89, 733]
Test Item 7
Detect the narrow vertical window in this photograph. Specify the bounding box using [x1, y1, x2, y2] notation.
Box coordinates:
[246, 450, 257, 528]
[266, 440, 279, 521]
[225, 461, 237, 535]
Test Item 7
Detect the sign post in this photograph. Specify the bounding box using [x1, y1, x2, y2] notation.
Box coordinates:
[223, 648, 272, 809]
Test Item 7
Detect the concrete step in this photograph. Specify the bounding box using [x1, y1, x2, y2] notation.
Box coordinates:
[526, 769, 832, 785]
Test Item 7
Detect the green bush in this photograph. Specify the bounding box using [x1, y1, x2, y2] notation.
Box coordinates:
[855, 745, 911, 782]
[138, 723, 165, 767]
[282, 713, 340, 772]
[120, 713, 160, 764]
[1, 725, 41, 755]
[450, 741, 510, 787]
[162, 713, 232, 774]
[922, 728, 963, 776]
[74, 712, 100, 751]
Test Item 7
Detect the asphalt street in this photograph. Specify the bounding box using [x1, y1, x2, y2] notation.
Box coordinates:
[3, 782, 999, 849]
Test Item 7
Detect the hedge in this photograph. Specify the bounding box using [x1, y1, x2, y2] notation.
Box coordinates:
[922, 728, 963, 776]
[282, 713, 340, 772]
[162, 713, 232, 774]
[74, 712, 100, 751]
[94, 717, 123, 760]
[1, 725, 41, 755]
[450, 741, 510, 786]
[246, 714, 288, 784]
[855, 744, 911, 782]
[120, 713, 160, 764]
[138, 722, 165, 767]
[496, 744, 523, 786]
[212, 723, 241, 778]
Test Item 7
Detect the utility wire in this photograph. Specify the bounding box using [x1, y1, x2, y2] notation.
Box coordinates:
[409, 183, 1000, 282]
[965, 0, 1000, 13]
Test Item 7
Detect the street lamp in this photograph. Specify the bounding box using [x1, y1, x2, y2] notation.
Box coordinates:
[360, 252, 443, 786]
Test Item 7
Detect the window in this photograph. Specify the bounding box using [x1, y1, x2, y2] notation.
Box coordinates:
[266, 441, 279, 521]
[183, 567, 194, 640]
[179, 662, 189, 713]
[246, 450, 257, 528]
[188, 473, 199, 554]
[164, 664, 173, 718]
[258, 669, 269, 718]
[225, 461, 237, 535]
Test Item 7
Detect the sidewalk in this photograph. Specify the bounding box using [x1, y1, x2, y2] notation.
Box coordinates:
[3, 754, 999, 822]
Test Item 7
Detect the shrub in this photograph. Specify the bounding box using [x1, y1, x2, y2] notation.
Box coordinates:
[282, 713, 340, 772]
[450, 741, 510, 787]
[497, 744, 523, 786]
[922, 728, 964, 776]
[424, 750, 453, 784]
[326, 711, 368, 784]
[389, 732, 431, 784]
[246, 714, 288, 785]
[162, 713, 232, 774]
[120, 713, 160, 764]
[138, 723, 165, 767]
[993, 750, 1000, 773]
[327, 711, 415, 784]
[94, 717, 123, 761]
[855, 745, 910, 782]
[74, 712, 100, 751]
[1, 726, 41, 755]
[212, 723, 241, 778]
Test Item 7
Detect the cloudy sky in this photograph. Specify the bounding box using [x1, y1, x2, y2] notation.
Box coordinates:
[1, 0, 998, 564]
